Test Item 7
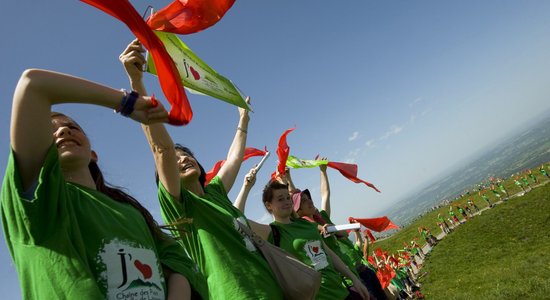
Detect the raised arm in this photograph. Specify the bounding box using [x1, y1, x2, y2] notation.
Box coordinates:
[216, 98, 251, 193]
[284, 167, 298, 194]
[234, 166, 257, 212]
[120, 39, 181, 198]
[232, 165, 272, 239]
[319, 158, 330, 216]
[11, 68, 161, 190]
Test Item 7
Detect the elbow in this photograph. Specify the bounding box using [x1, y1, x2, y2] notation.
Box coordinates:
[19, 69, 47, 85]
[16, 69, 49, 94]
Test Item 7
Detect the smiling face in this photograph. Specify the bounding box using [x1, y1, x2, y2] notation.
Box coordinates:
[265, 188, 293, 218]
[51, 114, 94, 170]
[298, 193, 316, 216]
[175, 148, 202, 182]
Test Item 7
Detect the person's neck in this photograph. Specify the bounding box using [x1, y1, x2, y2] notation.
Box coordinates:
[62, 168, 96, 189]
[183, 180, 205, 197]
[274, 214, 292, 224]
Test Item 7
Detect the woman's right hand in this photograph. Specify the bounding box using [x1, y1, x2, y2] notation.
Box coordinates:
[243, 166, 257, 189]
[119, 39, 146, 83]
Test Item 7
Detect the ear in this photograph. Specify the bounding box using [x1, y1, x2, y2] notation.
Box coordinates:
[264, 202, 273, 213]
[91, 150, 98, 163]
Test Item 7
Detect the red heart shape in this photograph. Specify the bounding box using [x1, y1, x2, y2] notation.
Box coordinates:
[312, 246, 319, 253]
[134, 260, 152, 280]
[190, 66, 201, 80]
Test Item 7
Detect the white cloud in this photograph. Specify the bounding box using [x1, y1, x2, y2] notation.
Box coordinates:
[344, 148, 361, 163]
[379, 125, 404, 140]
[348, 131, 359, 141]
[365, 139, 376, 148]
[391, 125, 403, 134]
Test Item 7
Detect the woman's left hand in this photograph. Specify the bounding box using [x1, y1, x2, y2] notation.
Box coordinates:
[239, 96, 251, 122]
[129, 96, 169, 124]
[243, 166, 257, 188]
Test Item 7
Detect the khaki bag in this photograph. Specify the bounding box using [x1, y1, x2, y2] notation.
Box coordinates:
[237, 221, 322, 300]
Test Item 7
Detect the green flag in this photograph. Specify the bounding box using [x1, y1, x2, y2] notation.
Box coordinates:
[146, 31, 250, 110]
[286, 155, 328, 169]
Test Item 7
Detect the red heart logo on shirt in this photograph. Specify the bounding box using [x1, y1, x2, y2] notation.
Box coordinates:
[312, 246, 319, 253]
[134, 260, 152, 280]
[190, 66, 201, 80]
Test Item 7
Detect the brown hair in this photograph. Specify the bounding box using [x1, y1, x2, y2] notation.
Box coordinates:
[262, 180, 289, 212]
[88, 160, 166, 240]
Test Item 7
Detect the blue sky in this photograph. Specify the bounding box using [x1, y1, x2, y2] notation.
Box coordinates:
[2, 1, 550, 298]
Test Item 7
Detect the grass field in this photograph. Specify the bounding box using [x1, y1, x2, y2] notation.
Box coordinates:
[373, 168, 549, 255]
[419, 182, 550, 299]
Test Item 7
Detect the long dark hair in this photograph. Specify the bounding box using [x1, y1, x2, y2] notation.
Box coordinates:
[88, 161, 165, 240]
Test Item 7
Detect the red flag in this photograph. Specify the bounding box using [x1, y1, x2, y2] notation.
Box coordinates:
[326, 161, 380, 192]
[81, 0, 192, 125]
[147, 0, 236, 34]
[376, 264, 396, 289]
[205, 147, 267, 184]
[349, 216, 399, 232]
[273, 128, 295, 179]
[374, 248, 384, 258]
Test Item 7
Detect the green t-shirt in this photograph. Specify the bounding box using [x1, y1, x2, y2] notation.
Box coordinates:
[158, 177, 283, 300]
[316, 210, 359, 277]
[337, 235, 364, 268]
[1, 145, 205, 299]
[269, 219, 349, 300]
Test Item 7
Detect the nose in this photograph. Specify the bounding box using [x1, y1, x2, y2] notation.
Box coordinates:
[177, 155, 189, 164]
[53, 126, 72, 138]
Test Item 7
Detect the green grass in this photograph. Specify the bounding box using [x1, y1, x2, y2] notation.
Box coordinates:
[419, 183, 550, 299]
[373, 166, 550, 255]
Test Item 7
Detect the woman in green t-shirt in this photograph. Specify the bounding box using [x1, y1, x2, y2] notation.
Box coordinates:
[2, 69, 206, 299]
[120, 40, 284, 299]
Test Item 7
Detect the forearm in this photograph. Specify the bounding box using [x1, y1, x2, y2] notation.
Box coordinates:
[286, 172, 297, 193]
[354, 231, 363, 248]
[234, 185, 251, 212]
[320, 169, 330, 215]
[130, 76, 181, 197]
[218, 115, 249, 192]
[141, 124, 181, 196]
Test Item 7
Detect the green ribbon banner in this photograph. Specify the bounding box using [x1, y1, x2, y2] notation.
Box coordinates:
[146, 31, 250, 110]
[286, 155, 328, 169]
